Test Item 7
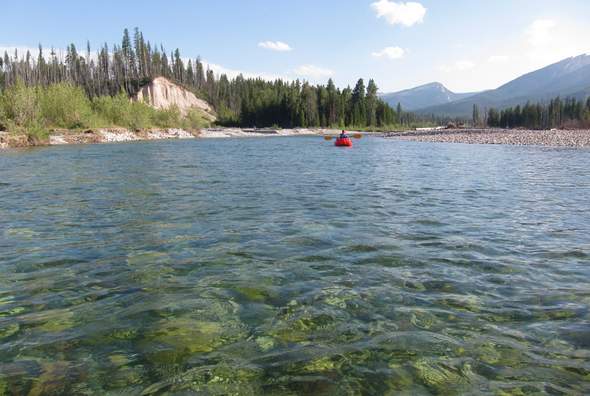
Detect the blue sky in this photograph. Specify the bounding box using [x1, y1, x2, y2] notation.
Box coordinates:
[1, 0, 589, 93]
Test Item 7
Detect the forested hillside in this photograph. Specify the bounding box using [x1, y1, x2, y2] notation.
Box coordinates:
[0, 28, 404, 129]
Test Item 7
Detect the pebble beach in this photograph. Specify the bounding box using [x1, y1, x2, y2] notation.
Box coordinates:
[386, 128, 590, 148]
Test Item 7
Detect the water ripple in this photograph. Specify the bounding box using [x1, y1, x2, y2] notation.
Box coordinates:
[0, 138, 589, 394]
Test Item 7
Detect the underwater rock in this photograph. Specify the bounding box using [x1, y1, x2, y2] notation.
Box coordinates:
[439, 295, 482, 313]
[255, 336, 276, 352]
[109, 328, 139, 341]
[140, 317, 243, 365]
[141, 364, 263, 395]
[410, 309, 439, 330]
[38, 310, 75, 332]
[385, 364, 415, 392]
[4, 228, 39, 239]
[28, 361, 70, 396]
[367, 320, 399, 337]
[302, 356, 339, 373]
[318, 286, 361, 309]
[404, 279, 426, 291]
[269, 298, 345, 344]
[108, 366, 145, 389]
[0, 307, 25, 318]
[147, 320, 221, 355]
[0, 322, 19, 339]
[272, 312, 336, 343]
[0, 296, 15, 307]
[109, 354, 132, 367]
[0, 376, 7, 396]
[413, 358, 471, 391]
[234, 286, 273, 303]
[126, 251, 169, 266]
[475, 342, 502, 365]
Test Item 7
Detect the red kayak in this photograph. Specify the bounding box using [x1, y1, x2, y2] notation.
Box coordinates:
[335, 137, 353, 147]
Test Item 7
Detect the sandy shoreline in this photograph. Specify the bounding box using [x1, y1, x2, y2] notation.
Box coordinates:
[386, 128, 590, 148]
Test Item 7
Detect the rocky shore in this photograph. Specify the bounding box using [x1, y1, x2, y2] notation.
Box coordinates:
[198, 127, 324, 138]
[386, 128, 590, 148]
[47, 128, 198, 146]
[0, 127, 332, 149]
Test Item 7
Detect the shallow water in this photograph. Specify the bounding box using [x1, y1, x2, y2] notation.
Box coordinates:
[0, 137, 589, 395]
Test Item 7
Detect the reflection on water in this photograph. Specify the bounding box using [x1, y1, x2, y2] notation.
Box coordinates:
[1, 138, 589, 394]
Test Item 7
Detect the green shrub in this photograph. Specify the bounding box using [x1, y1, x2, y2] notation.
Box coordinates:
[0, 81, 41, 128]
[216, 103, 238, 126]
[26, 124, 50, 145]
[39, 83, 92, 129]
[92, 93, 162, 129]
[92, 92, 133, 127]
[126, 101, 152, 129]
[182, 109, 210, 130]
[152, 105, 182, 128]
[1, 83, 213, 137]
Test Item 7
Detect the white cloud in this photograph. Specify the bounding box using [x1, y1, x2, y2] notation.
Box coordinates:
[0, 46, 71, 62]
[523, 19, 590, 66]
[439, 60, 476, 72]
[294, 64, 334, 79]
[371, 0, 426, 27]
[488, 55, 509, 63]
[372, 46, 405, 60]
[204, 60, 288, 81]
[258, 41, 292, 52]
[454, 60, 475, 70]
[526, 19, 556, 47]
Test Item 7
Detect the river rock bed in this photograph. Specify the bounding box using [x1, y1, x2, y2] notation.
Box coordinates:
[386, 128, 590, 148]
[1, 128, 330, 149]
[199, 127, 325, 138]
[47, 128, 198, 146]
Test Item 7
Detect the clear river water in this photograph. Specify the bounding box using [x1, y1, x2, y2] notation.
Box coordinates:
[0, 137, 589, 395]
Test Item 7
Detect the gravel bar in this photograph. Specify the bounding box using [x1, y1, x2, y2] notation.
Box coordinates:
[385, 128, 590, 148]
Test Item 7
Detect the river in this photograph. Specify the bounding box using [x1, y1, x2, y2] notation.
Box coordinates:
[1, 137, 589, 394]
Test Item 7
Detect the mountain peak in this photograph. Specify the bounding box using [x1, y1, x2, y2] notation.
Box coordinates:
[380, 82, 474, 111]
[411, 82, 448, 92]
[557, 53, 590, 73]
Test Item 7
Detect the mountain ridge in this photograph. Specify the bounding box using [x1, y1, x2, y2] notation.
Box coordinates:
[417, 54, 590, 117]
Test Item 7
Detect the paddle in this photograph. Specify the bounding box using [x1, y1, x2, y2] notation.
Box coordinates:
[324, 133, 362, 141]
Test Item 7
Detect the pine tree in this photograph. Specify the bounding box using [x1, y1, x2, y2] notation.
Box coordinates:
[326, 78, 337, 126]
[366, 79, 378, 126]
[472, 104, 480, 127]
[0, 27, 405, 130]
[351, 78, 366, 126]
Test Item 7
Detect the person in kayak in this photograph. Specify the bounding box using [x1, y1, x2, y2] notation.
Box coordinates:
[339, 130, 349, 139]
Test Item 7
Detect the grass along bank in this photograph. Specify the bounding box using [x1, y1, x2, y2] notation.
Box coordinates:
[0, 82, 211, 147]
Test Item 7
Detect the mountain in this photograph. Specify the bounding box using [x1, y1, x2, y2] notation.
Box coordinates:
[419, 54, 590, 117]
[379, 82, 477, 111]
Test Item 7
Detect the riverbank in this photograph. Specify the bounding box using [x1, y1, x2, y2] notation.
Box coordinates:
[386, 128, 590, 148]
[0, 128, 337, 149]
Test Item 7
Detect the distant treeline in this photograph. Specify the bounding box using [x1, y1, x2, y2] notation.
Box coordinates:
[474, 97, 590, 129]
[0, 28, 411, 129]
